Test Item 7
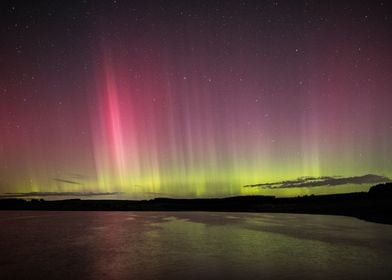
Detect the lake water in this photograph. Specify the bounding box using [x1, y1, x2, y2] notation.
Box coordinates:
[0, 211, 391, 280]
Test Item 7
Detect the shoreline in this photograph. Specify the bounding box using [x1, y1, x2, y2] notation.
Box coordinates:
[1, 186, 392, 225]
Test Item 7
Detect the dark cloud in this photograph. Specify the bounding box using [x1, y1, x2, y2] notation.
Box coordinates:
[0, 192, 121, 198]
[243, 174, 391, 189]
[53, 178, 81, 185]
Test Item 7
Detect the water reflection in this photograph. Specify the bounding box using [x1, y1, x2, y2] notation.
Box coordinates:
[0, 211, 391, 279]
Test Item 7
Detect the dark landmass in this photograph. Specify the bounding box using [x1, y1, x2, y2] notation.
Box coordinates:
[1, 183, 392, 224]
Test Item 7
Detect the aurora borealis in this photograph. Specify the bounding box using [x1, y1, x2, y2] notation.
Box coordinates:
[0, 1, 391, 198]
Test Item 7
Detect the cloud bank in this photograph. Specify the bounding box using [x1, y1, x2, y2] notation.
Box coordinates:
[243, 174, 391, 189]
[0, 192, 121, 199]
[53, 178, 81, 185]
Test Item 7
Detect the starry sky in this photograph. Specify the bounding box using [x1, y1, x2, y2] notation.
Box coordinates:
[0, 0, 391, 199]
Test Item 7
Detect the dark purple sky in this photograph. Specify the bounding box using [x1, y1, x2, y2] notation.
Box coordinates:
[0, 1, 391, 198]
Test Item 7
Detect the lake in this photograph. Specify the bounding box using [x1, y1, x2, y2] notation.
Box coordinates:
[0, 211, 391, 279]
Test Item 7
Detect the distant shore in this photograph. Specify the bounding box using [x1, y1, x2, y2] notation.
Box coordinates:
[1, 183, 392, 225]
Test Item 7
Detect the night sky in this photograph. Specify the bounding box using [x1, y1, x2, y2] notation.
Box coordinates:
[1, 1, 391, 198]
